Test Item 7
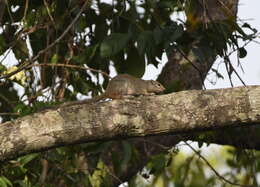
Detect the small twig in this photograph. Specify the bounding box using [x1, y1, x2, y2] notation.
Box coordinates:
[225, 57, 246, 86]
[180, 153, 195, 185]
[0, 112, 19, 116]
[103, 166, 126, 186]
[22, 0, 29, 21]
[224, 58, 234, 87]
[184, 141, 253, 187]
[140, 139, 177, 152]
[5, 0, 14, 23]
[0, 48, 12, 64]
[28, 63, 111, 78]
[216, 0, 238, 18]
[43, 0, 55, 27]
[22, 85, 53, 103]
[39, 159, 48, 185]
[0, 0, 91, 80]
[227, 39, 251, 57]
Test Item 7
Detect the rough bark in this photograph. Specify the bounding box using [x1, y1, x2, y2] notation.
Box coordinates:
[0, 85, 259, 162]
[158, 48, 214, 90]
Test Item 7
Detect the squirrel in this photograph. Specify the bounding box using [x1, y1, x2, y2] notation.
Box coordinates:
[60, 74, 165, 107]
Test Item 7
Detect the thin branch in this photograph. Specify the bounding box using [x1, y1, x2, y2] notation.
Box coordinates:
[22, 0, 29, 21]
[224, 57, 234, 87]
[28, 63, 111, 78]
[5, 0, 14, 23]
[43, 0, 55, 26]
[184, 141, 253, 187]
[0, 0, 91, 80]
[0, 112, 19, 116]
[216, 0, 238, 18]
[0, 48, 12, 65]
[226, 57, 246, 86]
[140, 139, 173, 151]
[103, 167, 126, 186]
[39, 159, 48, 184]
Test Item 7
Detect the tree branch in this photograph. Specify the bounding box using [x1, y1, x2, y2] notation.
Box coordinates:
[0, 86, 260, 161]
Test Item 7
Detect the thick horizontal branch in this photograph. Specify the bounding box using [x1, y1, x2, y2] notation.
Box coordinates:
[1, 86, 260, 161]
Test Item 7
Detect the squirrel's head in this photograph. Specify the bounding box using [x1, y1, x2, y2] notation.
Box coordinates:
[146, 80, 165, 93]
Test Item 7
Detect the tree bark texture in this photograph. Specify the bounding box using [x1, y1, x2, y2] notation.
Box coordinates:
[0, 85, 259, 162]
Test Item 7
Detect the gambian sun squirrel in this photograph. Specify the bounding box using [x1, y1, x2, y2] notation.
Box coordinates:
[61, 74, 165, 107]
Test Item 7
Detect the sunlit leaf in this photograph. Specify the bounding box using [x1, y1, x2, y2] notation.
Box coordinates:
[0, 176, 12, 187]
[0, 178, 7, 187]
[51, 54, 58, 64]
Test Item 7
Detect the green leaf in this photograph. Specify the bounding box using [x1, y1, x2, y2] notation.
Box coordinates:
[85, 44, 99, 63]
[0, 178, 7, 187]
[169, 24, 184, 42]
[72, 44, 99, 64]
[0, 176, 12, 187]
[13, 179, 30, 187]
[153, 27, 164, 44]
[198, 141, 203, 148]
[124, 47, 145, 77]
[238, 47, 247, 58]
[77, 16, 88, 32]
[95, 20, 109, 41]
[148, 154, 167, 175]
[18, 153, 39, 166]
[100, 33, 130, 57]
[153, 23, 183, 51]
[0, 64, 6, 72]
[51, 54, 58, 64]
[137, 31, 155, 55]
[0, 35, 7, 54]
[121, 141, 132, 169]
[159, 0, 178, 10]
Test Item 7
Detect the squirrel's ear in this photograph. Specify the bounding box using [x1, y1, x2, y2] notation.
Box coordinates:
[151, 80, 162, 86]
